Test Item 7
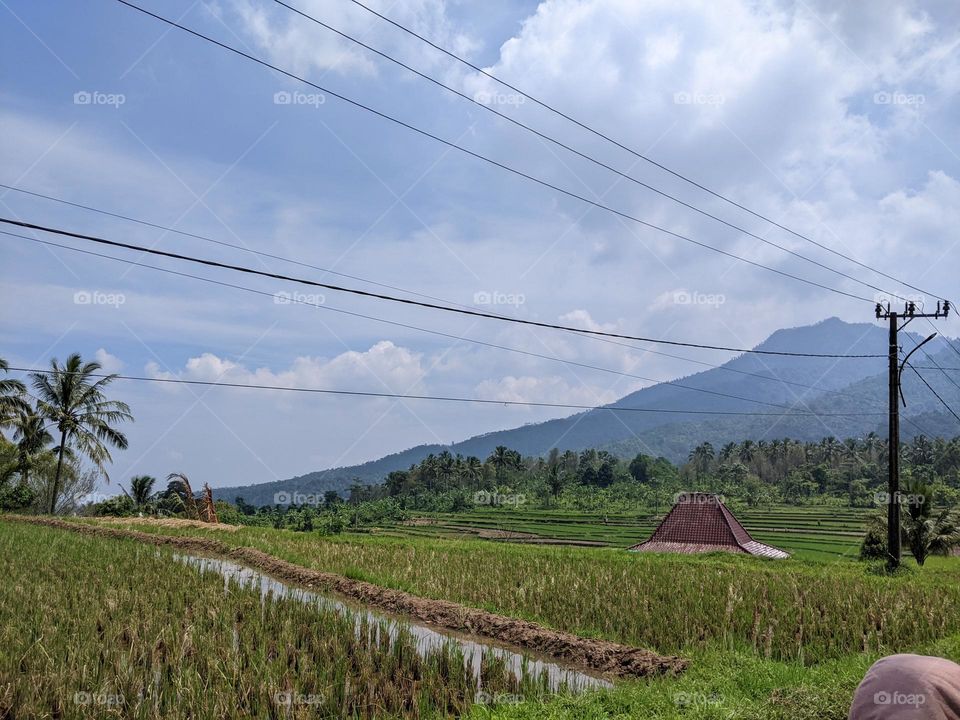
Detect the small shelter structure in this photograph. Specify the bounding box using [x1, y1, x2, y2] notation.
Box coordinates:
[629, 492, 789, 559]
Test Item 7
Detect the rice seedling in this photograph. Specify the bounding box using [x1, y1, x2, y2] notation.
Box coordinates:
[0, 521, 558, 719]
[70, 516, 960, 665]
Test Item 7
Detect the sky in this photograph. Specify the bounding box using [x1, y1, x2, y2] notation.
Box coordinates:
[2, 0, 959, 494]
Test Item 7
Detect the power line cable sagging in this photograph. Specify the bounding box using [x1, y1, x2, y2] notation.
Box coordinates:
[0, 184, 903, 388]
[0, 217, 884, 359]
[269, 0, 916, 305]
[8, 366, 885, 417]
[3, 222, 905, 422]
[105, 0, 889, 305]
[336, 0, 949, 305]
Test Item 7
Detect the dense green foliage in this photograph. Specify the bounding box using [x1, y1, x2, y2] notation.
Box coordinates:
[294, 435, 960, 514]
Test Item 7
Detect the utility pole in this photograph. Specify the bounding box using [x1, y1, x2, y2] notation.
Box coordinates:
[875, 300, 950, 571]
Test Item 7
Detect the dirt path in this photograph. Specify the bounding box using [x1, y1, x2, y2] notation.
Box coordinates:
[5, 515, 688, 680]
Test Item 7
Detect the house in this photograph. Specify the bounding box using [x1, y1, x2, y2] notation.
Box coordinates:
[629, 492, 789, 559]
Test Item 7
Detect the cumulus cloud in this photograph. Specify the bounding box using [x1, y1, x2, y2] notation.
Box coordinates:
[169, 341, 426, 394]
[223, 0, 477, 78]
[93, 348, 124, 374]
[474, 374, 626, 407]
[558, 309, 619, 333]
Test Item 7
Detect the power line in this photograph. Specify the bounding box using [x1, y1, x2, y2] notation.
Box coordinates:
[906, 365, 960, 424]
[0, 200, 891, 414]
[921, 354, 960, 396]
[0, 216, 883, 359]
[8, 366, 885, 418]
[6, 229, 820, 412]
[339, 0, 949, 305]
[17, 228, 931, 433]
[0, 183, 890, 390]
[6, 229, 929, 433]
[270, 0, 905, 303]
[926, 317, 960, 367]
[108, 0, 876, 305]
[0, 182, 465, 311]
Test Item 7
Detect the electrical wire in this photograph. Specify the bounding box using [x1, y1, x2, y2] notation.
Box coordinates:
[0, 217, 884, 358]
[338, 0, 949, 304]
[271, 0, 906, 303]
[0, 183, 903, 405]
[905, 365, 960, 424]
[108, 0, 877, 305]
[8, 366, 885, 417]
[0, 183, 897, 389]
[4, 228, 820, 412]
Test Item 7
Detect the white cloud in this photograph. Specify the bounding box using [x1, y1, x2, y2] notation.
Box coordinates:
[474, 374, 625, 407]
[558, 309, 619, 333]
[174, 341, 425, 394]
[224, 0, 477, 78]
[93, 348, 124, 374]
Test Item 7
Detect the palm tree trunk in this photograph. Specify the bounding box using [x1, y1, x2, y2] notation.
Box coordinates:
[49, 429, 67, 515]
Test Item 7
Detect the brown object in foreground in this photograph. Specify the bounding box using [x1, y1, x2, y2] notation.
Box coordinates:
[6, 515, 688, 680]
[201, 483, 218, 524]
[628, 492, 789, 559]
[849, 653, 960, 720]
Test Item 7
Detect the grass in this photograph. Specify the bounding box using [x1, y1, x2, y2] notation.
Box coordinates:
[0, 520, 553, 719]
[10, 515, 960, 719]
[63, 515, 960, 665]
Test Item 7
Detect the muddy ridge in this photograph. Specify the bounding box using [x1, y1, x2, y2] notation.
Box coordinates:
[6, 515, 689, 679]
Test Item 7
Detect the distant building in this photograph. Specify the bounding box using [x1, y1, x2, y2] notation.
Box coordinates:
[629, 492, 789, 559]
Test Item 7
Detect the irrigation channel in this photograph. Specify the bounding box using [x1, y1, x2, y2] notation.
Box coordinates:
[174, 552, 613, 694]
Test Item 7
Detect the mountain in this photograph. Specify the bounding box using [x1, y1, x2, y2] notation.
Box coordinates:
[215, 318, 960, 506]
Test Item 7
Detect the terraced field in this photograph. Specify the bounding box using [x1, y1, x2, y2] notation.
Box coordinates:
[380, 505, 869, 562]
[17, 514, 959, 719]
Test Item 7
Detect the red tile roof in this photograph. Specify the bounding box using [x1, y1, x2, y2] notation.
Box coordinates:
[629, 493, 789, 559]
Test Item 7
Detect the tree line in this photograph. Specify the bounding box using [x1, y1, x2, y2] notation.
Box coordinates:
[326, 435, 960, 514]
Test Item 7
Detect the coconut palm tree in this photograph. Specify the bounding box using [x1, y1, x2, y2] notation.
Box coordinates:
[909, 436, 934, 467]
[436, 451, 455, 490]
[719, 442, 738, 464]
[546, 463, 565, 501]
[30, 353, 133, 514]
[901, 478, 960, 566]
[688, 442, 715, 482]
[9, 408, 58, 487]
[864, 432, 882, 465]
[464, 456, 483, 489]
[129, 475, 156, 508]
[490, 445, 511, 482]
[0, 357, 29, 431]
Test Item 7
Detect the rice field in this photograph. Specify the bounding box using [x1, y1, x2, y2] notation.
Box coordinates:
[8, 515, 960, 719]
[0, 521, 557, 719]
[63, 515, 960, 665]
[379, 505, 869, 561]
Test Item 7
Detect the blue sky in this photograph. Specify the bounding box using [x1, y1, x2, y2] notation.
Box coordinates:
[2, 0, 959, 493]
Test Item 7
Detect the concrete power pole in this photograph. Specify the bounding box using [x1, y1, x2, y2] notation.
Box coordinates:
[875, 300, 950, 571]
